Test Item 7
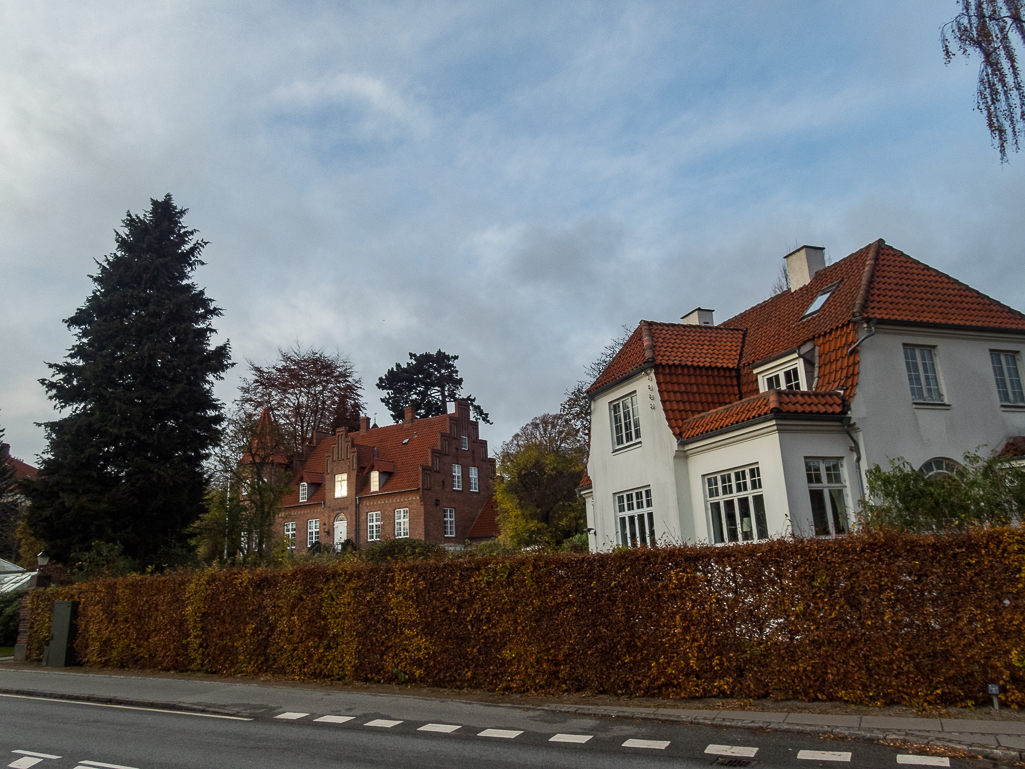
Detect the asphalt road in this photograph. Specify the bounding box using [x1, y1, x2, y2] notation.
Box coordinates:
[0, 693, 990, 769]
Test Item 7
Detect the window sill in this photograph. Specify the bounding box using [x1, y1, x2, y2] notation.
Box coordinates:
[612, 441, 642, 455]
[1000, 403, 1025, 412]
[912, 401, 951, 410]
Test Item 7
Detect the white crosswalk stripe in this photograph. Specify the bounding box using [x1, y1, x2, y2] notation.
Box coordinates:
[274, 712, 309, 720]
[797, 750, 852, 762]
[418, 724, 461, 733]
[623, 738, 670, 750]
[549, 734, 592, 743]
[478, 729, 522, 738]
[313, 715, 354, 724]
[706, 745, 759, 757]
[897, 756, 949, 767]
[9, 759, 44, 769]
[365, 719, 402, 728]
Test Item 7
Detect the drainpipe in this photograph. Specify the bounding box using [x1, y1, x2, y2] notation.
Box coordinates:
[842, 416, 865, 501]
[846, 318, 876, 355]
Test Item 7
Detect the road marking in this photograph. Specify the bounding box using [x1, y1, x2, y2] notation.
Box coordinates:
[897, 757, 950, 767]
[12, 753, 61, 761]
[707, 745, 759, 758]
[365, 719, 402, 728]
[549, 734, 592, 743]
[313, 715, 355, 724]
[78, 762, 140, 769]
[478, 729, 522, 739]
[0, 693, 251, 721]
[418, 724, 461, 733]
[274, 712, 309, 720]
[623, 739, 670, 750]
[798, 750, 852, 762]
[10, 758, 44, 769]
[12, 754, 60, 762]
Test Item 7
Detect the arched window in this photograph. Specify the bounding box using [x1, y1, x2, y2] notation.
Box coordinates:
[919, 458, 961, 478]
[299, 481, 309, 502]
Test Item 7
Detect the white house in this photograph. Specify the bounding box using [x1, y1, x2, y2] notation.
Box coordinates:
[581, 240, 1025, 551]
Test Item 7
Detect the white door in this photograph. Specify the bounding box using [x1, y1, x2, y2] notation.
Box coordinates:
[333, 518, 347, 552]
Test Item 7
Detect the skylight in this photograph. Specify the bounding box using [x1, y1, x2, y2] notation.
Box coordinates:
[802, 282, 838, 318]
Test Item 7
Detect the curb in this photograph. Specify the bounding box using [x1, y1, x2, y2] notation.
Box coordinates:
[0, 686, 250, 719]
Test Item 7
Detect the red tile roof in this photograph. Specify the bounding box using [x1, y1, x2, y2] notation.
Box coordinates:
[677, 390, 847, 441]
[1, 445, 36, 483]
[577, 473, 592, 490]
[467, 494, 500, 539]
[352, 412, 453, 496]
[1000, 437, 1025, 458]
[589, 240, 1023, 443]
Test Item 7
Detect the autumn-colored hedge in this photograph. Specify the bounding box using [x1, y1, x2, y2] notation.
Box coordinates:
[26, 528, 1025, 707]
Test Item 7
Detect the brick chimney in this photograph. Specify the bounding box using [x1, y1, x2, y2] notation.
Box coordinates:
[681, 307, 714, 326]
[404, 405, 416, 424]
[359, 416, 370, 433]
[784, 246, 825, 290]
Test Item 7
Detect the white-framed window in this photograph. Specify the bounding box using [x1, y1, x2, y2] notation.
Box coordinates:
[705, 465, 768, 544]
[920, 457, 962, 477]
[453, 464, 463, 491]
[765, 367, 801, 391]
[757, 353, 806, 392]
[610, 393, 641, 449]
[615, 487, 655, 547]
[461, 435, 469, 450]
[367, 511, 381, 541]
[370, 470, 380, 492]
[307, 519, 320, 548]
[444, 508, 456, 537]
[469, 466, 479, 492]
[903, 345, 943, 402]
[805, 459, 849, 537]
[298, 481, 308, 502]
[284, 521, 296, 549]
[334, 473, 347, 498]
[991, 351, 1025, 405]
[395, 508, 409, 538]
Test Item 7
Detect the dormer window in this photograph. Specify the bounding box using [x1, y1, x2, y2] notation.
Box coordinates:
[370, 470, 380, 492]
[299, 482, 308, 502]
[756, 352, 809, 393]
[765, 367, 800, 391]
[801, 282, 839, 319]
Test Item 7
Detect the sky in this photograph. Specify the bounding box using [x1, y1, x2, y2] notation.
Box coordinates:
[2, 1, 1024, 462]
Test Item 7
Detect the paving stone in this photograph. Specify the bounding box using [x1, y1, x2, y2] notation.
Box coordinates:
[941, 719, 1025, 735]
[785, 713, 861, 728]
[862, 716, 943, 731]
[996, 735, 1025, 749]
[716, 710, 787, 723]
[938, 733, 999, 747]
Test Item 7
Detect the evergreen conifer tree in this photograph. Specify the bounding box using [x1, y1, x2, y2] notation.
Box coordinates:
[24, 195, 232, 567]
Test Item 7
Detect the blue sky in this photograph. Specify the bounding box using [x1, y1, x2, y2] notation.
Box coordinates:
[2, 1, 1023, 460]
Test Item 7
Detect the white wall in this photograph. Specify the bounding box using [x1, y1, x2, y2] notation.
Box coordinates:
[853, 325, 1025, 473]
[586, 368, 681, 551]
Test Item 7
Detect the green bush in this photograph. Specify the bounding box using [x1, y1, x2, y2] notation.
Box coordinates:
[0, 590, 24, 646]
[361, 538, 444, 564]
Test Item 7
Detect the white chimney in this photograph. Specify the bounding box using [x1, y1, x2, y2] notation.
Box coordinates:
[681, 307, 715, 326]
[784, 246, 825, 290]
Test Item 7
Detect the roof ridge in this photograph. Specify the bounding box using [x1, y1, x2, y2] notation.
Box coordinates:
[852, 239, 882, 319]
[640, 320, 655, 363]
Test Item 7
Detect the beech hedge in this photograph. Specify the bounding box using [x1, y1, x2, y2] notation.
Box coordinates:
[25, 528, 1025, 707]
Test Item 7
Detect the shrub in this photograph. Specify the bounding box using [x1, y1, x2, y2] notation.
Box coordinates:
[0, 590, 24, 646]
[361, 538, 444, 564]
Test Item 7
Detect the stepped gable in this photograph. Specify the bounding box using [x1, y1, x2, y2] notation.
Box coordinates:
[467, 494, 500, 539]
[241, 407, 289, 466]
[351, 412, 453, 495]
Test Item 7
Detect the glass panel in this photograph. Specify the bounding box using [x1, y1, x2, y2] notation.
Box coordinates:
[724, 499, 738, 543]
[809, 489, 831, 536]
[612, 402, 624, 446]
[644, 488, 652, 509]
[734, 469, 748, 493]
[710, 501, 724, 544]
[766, 373, 781, 390]
[829, 488, 849, 534]
[628, 515, 638, 547]
[753, 495, 769, 539]
[738, 496, 753, 541]
[904, 347, 925, 400]
[617, 494, 626, 513]
[625, 493, 635, 512]
[646, 512, 655, 545]
[783, 367, 801, 389]
[619, 516, 628, 546]
[805, 459, 822, 485]
[630, 394, 642, 441]
[992, 352, 1010, 402]
[638, 514, 649, 546]
[720, 473, 733, 495]
[749, 466, 762, 490]
[824, 459, 843, 485]
[707, 476, 719, 498]
[919, 348, 941, 401]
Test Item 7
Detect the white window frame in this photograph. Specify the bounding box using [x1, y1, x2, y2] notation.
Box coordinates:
[991, 350, 1025, 405]
[394, 508, 409, 538]
[370, 470, 380, 492]
[367, 511, 381, 542]
[615, 487, 655, 547]
[334, 473, 347, 498]
[469, 466, 479, 492]
[284, 521, 296, 550]
[461, 435, 469, 451]
[443, 508, 456, 537]
[805, 458, 849, 537]
[705, 465, 768, 544]
[756, 353, 807, 393]
[307, 519, 320, 548]
[453, 464, 463, 491]
[903, 345, 944, 403]
[609, 393, 641, 450]
[298, 482, 308, 503]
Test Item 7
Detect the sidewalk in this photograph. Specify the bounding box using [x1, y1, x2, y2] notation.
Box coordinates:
[2, 661, 1024, 764]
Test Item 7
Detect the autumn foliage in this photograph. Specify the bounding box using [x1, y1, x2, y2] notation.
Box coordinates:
[25, 528, 1025, 707]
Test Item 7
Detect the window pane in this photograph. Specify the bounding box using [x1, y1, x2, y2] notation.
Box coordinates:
[766, 373, 781, 390]
[638, 514, 649, 546]
[805, 460, 822, 485]
[619, 516, 628, 546]
[724, 499, 738, 542]
[720, 473, 733, 495]
[612, 402, 624, 446]
[625, 493, 635, 512]
[710, 501, 724, 544]
[809, 489, 831, 536]
[646, 512, 655, 545]
[738, 496, 753, 541]
[829, 488, 849, 535]
[616, 494, 626, 513]
[783, 367, 800, 390]
[992, 352, 1010, 402]
[734, 469, 748, 493]
[824, 459, 842, 485]
[753, 495, 769, 539]
[630, 395, 642, 441]
[919, 348, 941, 401]
[749, 467, 762, 490]
[644, 488, 652, 509]
[628, 515, 638, 547]
[707, 476, 719, 498]
[904, 347, 925, 401]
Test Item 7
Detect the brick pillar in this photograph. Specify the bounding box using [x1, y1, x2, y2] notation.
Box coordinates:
[12, 571, 50, 662]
